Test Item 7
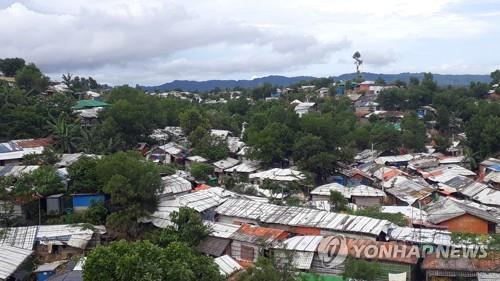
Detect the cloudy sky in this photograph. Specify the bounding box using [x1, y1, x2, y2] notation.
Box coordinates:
[1, 0, 499, 85]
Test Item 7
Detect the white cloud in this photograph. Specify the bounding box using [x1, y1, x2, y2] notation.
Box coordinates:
[0, 0, 497, 84]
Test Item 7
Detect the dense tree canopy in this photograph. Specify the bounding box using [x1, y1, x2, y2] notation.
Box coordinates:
[84, 240, 223, 281]
[96, 152, 162, 237]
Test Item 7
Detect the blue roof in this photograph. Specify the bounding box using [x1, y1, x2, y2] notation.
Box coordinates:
[487, 164, 500, 172]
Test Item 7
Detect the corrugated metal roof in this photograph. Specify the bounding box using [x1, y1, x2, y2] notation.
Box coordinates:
[205, 222, 241, 238]
[225, 161, 259, 173]
[383, 176, 434, 205]
[249, 168, 305, 182]
[0, 245, 33, 280]
[211, 129, 231, 139]
[144, 188, 237, 228]
[227, 137, 246, 154]
[0, 226, 38, 250]
[275, 250, 315, 269]
[0, 165, 39, 177]
[277, 235, 323, 252]
[161, 174, 191, 195]
[484, 171, 500, 184]
[381, 206, 428, 222]
[423, 165, 476, 183]
[375, 154, 414, 165]
[311, 183, 385, 198]
[216, 199, 392, 237]
[461, 182, 500, 207]
[140, 198, 181, 228]
[212, 158, 239, 170]
[230, 224, 287, 244]
[389, 226, 452, 246]
[36, 224, 103, 250]
[178, 187, 234, 212]
[214, 255, 242, 276]
[426, 197, 500, 224]
[186, 155, 207, 163]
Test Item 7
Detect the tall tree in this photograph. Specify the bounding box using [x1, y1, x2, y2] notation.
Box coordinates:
[47, 113, 80, 153]
[401, 113, 427, 152]
[15, 63, 49, 93]
[96, 152, 162, 237]
[68, 156, 100, 194]
[0, 58, 25, 77]
[180, 108, 208, 136]
[491, 69, 500, 84]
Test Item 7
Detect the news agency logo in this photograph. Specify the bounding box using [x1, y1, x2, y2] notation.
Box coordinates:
[317, 235, 348, 268]
[317, 235, 490, 269]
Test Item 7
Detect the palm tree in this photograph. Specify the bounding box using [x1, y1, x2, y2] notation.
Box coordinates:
[47, 113, 80, 153]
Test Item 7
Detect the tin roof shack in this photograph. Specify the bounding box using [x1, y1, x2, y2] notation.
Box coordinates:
[483, 171, 500, 189]
[215, 198, 393, 240]
[0, 138, 53, 166]
[335, 165, 375, 186]
[71, 194, 104, 212]
[214, 255, 243, 277]
[479, 158, 500, 180]
[381, 206, 429, 226]
[0, 246, 33, 281]
[249, 168, 305, 185]
[425, 198, 500, 234]
[196, 222, 240, 257]
[159, 174, 192, 199]
[294, 102, 317, 117]
[311, 183, 386, 208]
[420, 165, 476, 184]
[225, 161, 260, 180]
[35, 224, 105, 262]
[147, 142, 186, 164]
[459, 181, 500, 208]
[0, 226, 38, 250]
[229, 224, 288, 262]
[375, 154, 415, 168]
[382, 176, 435, 207]
[422, 253, 500, 281]
[150, 126, 185, 144]
[313, 237, 419, 280]
[143, 187, 237, 228]
[185, 155, 208, 169]
[388, 226, 453, 247]
[212, 157, 239, 176]
[272, 235, 323, 271]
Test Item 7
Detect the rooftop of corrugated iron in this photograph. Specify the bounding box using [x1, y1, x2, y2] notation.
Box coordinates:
[14, 137, 53, 148]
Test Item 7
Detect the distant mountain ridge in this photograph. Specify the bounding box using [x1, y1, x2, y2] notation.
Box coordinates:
[141, 72, 491, 92]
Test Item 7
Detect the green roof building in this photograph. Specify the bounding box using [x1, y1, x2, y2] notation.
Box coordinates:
[72, 100, 109, 110]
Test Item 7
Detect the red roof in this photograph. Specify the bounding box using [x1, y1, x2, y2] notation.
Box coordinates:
[193, 184, 211, 192]
[230, 224, 288, 244]
[16, 138, 53, 148]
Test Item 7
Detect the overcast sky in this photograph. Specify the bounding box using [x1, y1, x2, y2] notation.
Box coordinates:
[1, 0, 499, 85]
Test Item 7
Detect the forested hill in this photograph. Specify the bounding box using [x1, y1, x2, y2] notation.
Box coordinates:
[140, 75, 315, 92]
[141, 72, 491, 92]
